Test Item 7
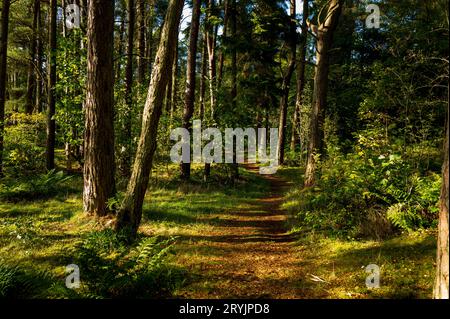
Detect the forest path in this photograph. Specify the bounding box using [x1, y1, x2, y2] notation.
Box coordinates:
[175, 164, 306, 298]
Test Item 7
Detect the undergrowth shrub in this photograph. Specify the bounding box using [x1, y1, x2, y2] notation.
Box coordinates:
[3, 113, 47, 174]
[285, 127, 441, 239]
[0, 170, 73, 202]
[69, 229, 185, 298]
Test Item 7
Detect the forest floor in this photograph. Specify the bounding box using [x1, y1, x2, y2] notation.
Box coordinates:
[170, 164, 304, 298]
[0, 162, 437, 298]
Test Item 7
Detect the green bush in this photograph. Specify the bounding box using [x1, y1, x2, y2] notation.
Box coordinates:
[286, 128, 441, 239]
[3, 113, 47, 174]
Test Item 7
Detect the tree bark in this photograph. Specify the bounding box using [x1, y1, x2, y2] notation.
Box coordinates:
[83, 0, 116, 216]
[277, 0, 296, 165]
[0, 0, 11, 177]
[434, 119, 449, 298]
[290, 0, 308, 153]
[181, 0, 201, 180]
[115, 0, 184, 236]
[304, 0, 343, 187]
[46, 0, 57, 171]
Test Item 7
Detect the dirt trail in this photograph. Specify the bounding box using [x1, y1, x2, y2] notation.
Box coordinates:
[176, 164, 305, 298]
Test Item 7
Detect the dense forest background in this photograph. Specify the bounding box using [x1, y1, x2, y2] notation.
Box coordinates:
[0, 0, 448, 299]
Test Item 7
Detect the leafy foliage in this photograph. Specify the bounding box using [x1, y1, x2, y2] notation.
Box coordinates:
[0, 170, 73, 202]
[69, 229, 185, 298]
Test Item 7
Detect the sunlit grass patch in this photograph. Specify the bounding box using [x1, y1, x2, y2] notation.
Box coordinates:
[292, 230, 436, 298]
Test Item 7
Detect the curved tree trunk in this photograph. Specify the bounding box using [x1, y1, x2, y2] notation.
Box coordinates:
[83, 0, 116, 216]
[304, 0, 343, 187]
[115, 0, 185, 237]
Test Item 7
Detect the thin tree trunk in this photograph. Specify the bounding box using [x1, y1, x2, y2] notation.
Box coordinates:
[35, 1, 42, 113]
[83, 0, 116, 216]
[199, 33, 207, 120]
[137, 0, 146, 84]
[46, 0, 57, 171]
[230, 0, 238, 181]
[434, 119, 449, 298]
[207, 0, 217, 120]
[181, 0, 201, 180]
[171, 37, 178, 115]
[277, 0, 296, 166]
[166, 36, 177, 116]
[146, 2, 156, 78]
[0, 0, 11, 177]
[204, 0, 217, 181]
[290, 0, 308, 152]
[304, 0, 343, 187]
[25, 0, 39, 115]
[115, 0, 184, 236]
[120, 0, 136, 177]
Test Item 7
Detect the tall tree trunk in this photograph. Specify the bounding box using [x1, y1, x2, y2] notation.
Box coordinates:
[181, 0, 201, 180]
[199, 33, 207, 120]
[120, 0, 136, 177]
[166, 36, 178, 116]
[34, 0, 42, 113]
[171, 37, 179, 114]
[46, 0, 57, 171]
[25, 0, 39, 115]
[304, 0, 343, 187]
[290, 0, 308, 153]
[137, 0, 147, 84]
[206, 0, 217, 120]
[434, 118, 449, 298]
[115, 0, 184, 236]
[0, 0, 11, 177]
[146, 2, 156, 78]
[204, 0, 217, 181]
[230, 0, 239, 181]
[83, 0, 116, 216]
[277, 0, 296, 165]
